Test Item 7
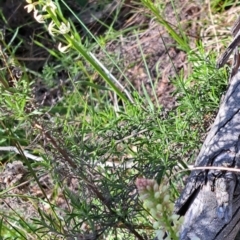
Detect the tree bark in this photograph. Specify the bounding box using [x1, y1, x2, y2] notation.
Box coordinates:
[174, 46, 240, 239]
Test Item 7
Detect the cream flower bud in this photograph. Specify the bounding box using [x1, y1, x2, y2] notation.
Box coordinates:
[153, 183, 159, 192]
[146, 185, 152, 191]
[163, 194, 170, 202]
[161, 185, 168, 193]
[153, 221, 160, 229]
[156, 204, 162, 211]
[154, 191, 160, 199]
[150, 208, 157, 218]
[167, 202, 174, 210]
[171, 214, 179, 221]
[144, 200, 154, 209]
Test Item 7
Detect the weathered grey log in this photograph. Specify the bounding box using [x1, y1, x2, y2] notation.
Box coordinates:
[174, 17, 240, 240]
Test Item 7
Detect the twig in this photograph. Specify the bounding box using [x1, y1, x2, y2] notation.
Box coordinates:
[0, 146, 42, 161]
[190, 165, 240, 173]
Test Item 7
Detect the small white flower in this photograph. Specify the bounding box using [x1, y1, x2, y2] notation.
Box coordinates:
[59, 22, 71, 35]
[58, 42, 71, 53]
[47, 21, 71, 36]
[42, 0, 57, 13]
[34, 9, 45, 23]
[48, 21, 56, 36]
[24, 0, 38, 13]
[24, 4, 35, 13]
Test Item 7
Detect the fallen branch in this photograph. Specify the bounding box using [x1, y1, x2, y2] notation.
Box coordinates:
[174, 16, 240, 240]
